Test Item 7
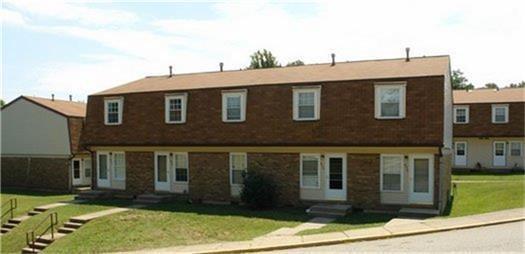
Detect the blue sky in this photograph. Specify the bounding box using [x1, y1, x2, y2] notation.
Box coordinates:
[2, 0, 524, 103]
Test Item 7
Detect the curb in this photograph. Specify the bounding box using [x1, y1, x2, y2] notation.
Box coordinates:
[199, 216, 525, 253]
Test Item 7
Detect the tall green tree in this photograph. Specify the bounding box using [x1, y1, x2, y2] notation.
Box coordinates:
[248, 49, 280, 69]
[508, 81, 525, 88]
[286, 60, 305, 67]
[484, 83, 499, 89]
[0, 99, 4, 107]
[451, 69, 474, 90]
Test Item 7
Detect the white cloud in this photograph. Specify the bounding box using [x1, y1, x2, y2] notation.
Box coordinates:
[1, 8, 28, 26]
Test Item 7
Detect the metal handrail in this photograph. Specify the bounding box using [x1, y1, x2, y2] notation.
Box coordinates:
[26, 212, 58, 252]
[1, 198, 18, 220]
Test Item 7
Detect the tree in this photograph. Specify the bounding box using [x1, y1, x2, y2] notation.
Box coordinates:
[508, 81, 525, 88]
[286, 60, 305, 67]
[248, 49, 280, 69]
[0, 99, 4, 107]
[451, 69, 474, 90]
[484, 83, 499, 89]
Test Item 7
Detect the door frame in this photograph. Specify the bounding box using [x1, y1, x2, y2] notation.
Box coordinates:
[408, 154, 434, 205]
[493, 141, 506, 166]
[454, 141, 467, 166]
[154, 152, 171, 192]
[97, 152, 110, 188]
[324, 153, 347, 201]
[71, 158, 82, 186]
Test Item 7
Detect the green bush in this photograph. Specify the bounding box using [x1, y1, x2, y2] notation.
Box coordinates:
[240, 171, 278, 209]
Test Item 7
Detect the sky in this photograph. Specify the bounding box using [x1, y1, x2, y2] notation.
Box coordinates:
[1, 0, 524, 103]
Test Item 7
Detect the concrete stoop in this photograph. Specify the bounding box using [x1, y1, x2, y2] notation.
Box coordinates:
[306, 204, 352, 217]
[134, 193, 175, 204]
[74, 190, 112, 200]
[72, 186, 92, 194]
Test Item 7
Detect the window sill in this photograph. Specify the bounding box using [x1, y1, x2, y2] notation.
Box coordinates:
[104, 123, 122, 126]
[453, 122, 469, 125]
[375, 116, 405, 120]
[165, 121, 186, 125]
[492, 122, 509, 124]
[223, 120, 245, 123]
[380, 189, 403, 193]
[293, 118, 320, 122]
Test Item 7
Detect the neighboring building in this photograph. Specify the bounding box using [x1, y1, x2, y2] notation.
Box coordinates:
[1, 96, 91, 191]
[82, 55, 453, 213]
[453, 88, 525, 171]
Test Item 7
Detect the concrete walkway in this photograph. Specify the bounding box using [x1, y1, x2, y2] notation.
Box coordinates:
[119, 208, 525, 254]
[254, 217, 335, 240]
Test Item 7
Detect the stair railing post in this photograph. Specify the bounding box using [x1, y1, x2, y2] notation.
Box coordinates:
[10, 199, 14, 219]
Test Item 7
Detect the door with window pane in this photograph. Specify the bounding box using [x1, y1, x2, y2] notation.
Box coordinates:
[409, 155, 434, 204]
[97, 153, 110, 187]
[155, 152, 171, 191]
[493, 142, 506, 166]
[72, 159, 82, 186]
[454, 142, 467, 166]
[325, 154, 347, 201]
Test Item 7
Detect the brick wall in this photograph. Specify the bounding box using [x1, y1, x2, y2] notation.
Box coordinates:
[83, 76, 445, 147]
[125, 152, 154, 195]
[189, 152, 230, 203]
[1, 156, 70, 191]
[454, 102, 525, 137]
[347, 154, 381, 209]
[248, 153, 300, 206]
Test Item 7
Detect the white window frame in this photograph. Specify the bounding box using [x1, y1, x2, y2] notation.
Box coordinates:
[112, 152, 126, 181]
[491, 104, 509, 124]
[229, 152, 247, 186]
[97, 151, 110, 180]
[173, 152, 189, 183]
[453, 105, 470, 124]
[374, 83, 406, 119]
[300, 153, 321, 189]
[510, 141, 523, 156]
[380, 154, 404, 192]
[222, 90, 247, 122]
[165, 93, 187, 124]
[104, 98, 123, 125]
[293, 86, 321, 121]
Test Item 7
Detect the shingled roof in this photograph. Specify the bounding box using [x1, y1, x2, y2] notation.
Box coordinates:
[94, 55, 450, 96]
[453, 87, 525, 104]
[20, 96, 86, 117]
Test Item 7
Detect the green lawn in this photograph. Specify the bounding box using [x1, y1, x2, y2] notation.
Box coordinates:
[1, 189, 74, 223]
[45, 202, 310, 253]
[452, 172, 525, 181]
[1, 200, 132, 254]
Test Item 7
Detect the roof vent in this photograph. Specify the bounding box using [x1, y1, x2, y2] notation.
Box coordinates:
[220, 62, 224, 72]
[169, 65, 173, 78]
[405, 47, 410, 62]
[51, 94, 55, 101]
[331, 53, 336, 66]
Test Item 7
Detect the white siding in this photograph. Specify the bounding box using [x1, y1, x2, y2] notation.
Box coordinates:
[1, 98, 71, 156]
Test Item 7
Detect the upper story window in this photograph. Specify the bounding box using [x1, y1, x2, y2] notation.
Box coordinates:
[374, 83, 406, 119]
[104, 98, 123, 125]
[293, 86, 321, 121]
[165, 94, 187, 124]
[453, 105, 469, 124]
[222, 90, 246, 122]
[492, 104, 509, 123]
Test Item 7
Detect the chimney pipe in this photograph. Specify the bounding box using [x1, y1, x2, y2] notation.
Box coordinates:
[331, 53, 335, 66]
[51, 94, 55, 101]
[220, 62, 224, 72]
[169, 65, 173, 78]
[405, 47, 410, 62]
[69, 95, 72, 101]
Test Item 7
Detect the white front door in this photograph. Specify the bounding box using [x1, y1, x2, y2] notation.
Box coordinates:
[325, 154, 347, 201]
[97, 152, 110, 188]
[493, 142, 506, 166]
[154, 152, 171, 191]
[454, 142, 467, 166]
[409, 155, 434, 204]
[72, 159, 82, 186]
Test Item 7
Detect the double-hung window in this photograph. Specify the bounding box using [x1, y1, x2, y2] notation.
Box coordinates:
[230, 153, 247, 185]
[375, 83, 406, 119]
[510, 142, 523, 156]
[300, 154, 320, 188]
[380, 155, 404, 191]
[492, 104, 509, 123]
[165, 94, 187, 124]
[293, 86, 321, 121]
[222, 90, 247, 122]
[453, 106, 469, 124]
[104, 98, 123, 125]
[174, 153, 189, 182]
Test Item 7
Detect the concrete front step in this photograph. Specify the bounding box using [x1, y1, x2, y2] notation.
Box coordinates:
[134, 193, 174, 204]
[21, 247, 41, 254]
[63, 221, 83, 229]
[57, 227, 76, 234]
[1, 227, 11, 233]
[398, 207, 439, 218]
[9, 218, 23, 224]
[75, 190, 111, 200]
[307, 204, 352, 217]
[2, 223, 18, 229]
[28, 211, 42, 216]
[28, 242, 48, 250]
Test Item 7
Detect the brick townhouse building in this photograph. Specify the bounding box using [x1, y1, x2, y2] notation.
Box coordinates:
[82, 55, 453, 213]
[453, 88, 525, 171]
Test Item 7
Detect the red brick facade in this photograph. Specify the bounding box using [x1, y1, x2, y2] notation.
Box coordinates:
[82, 76, 445, 147]
[454, 102, 525, 137]
[1, 157, 70, 191]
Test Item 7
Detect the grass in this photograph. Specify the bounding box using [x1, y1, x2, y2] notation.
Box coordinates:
[1, 200, 132, 254]
[1, 188, 74, 223]
[298, 212, 395, 235]
[452, 172, 525, 181]
[45, 202, 311, 253]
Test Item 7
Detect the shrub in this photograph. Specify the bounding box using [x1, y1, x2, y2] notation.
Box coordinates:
[240, 171, 278, 209]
